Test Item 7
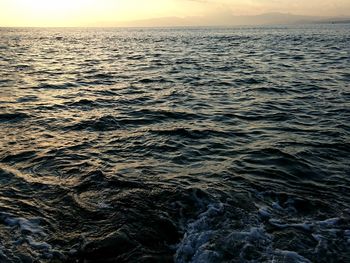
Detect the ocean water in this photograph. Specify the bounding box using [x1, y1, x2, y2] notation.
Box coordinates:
[0, 25, 349, 262]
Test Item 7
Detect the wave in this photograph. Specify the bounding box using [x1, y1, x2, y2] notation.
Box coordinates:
[0, 25, 349, 262]
[36, 82, 78, 90]
[0, 112, 30, 122]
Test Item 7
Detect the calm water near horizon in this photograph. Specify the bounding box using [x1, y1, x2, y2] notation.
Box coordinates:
[0, 24, 349, 262]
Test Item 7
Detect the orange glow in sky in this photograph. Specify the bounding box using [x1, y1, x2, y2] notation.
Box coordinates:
[0, 0, 349, 27]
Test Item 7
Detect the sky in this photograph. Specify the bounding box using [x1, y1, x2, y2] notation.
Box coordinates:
[0, 0, 349, 27]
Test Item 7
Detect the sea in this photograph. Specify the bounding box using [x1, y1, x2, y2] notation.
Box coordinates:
[0, 24, 349, 263]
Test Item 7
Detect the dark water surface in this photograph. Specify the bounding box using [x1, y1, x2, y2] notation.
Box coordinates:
[0, 25, 349, 262]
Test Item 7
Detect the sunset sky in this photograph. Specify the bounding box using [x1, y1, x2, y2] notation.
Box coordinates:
[0, 0, 349, 27]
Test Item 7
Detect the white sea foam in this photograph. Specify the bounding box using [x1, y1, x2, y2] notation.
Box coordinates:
[26, 236, 52, 250]
[175, 203, 224, 263]
[175, 201, 273, 263]
[273, 250, 312, 263]
[268, 219, 312, 231]
[258, 206, 272, 218]
[0, 212, 54, 258]
[0, 243, 8, 261]
[4, 216, 45, 236]
[317, 217, 339, 227]
[175, 192, 349, 263]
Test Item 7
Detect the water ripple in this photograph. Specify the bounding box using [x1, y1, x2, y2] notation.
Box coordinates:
[0, 25, 349, 262]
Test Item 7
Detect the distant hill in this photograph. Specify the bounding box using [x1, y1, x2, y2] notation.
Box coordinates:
[106, 13, 350, 27]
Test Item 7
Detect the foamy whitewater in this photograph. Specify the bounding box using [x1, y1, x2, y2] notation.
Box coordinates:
[0, 25, 349, 262]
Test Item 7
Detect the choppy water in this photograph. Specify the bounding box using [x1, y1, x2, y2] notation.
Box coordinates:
[0, 25, 349, 263]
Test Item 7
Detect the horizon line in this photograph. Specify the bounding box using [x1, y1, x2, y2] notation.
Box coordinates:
[1, 12, 349, 28]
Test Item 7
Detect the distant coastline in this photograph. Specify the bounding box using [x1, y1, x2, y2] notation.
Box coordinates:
[92, 13, 350, 28]
[317, 19, 350, 24]
[1, 13, 349, 28]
